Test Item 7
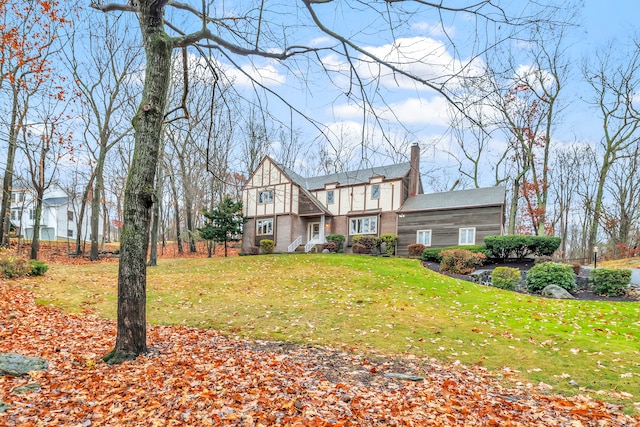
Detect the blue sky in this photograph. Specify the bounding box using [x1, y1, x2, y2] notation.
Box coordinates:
[228, 0, 639, 181]
[43, 1, 640, 187]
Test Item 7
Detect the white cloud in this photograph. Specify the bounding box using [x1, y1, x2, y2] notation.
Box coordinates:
[411, 21, 456, 38]
[185, 53, 286, 88]
[356, 36, 486, 92]
[332, 96, 451, 128]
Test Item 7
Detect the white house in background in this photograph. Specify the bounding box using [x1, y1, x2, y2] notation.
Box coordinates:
[9, 184, 102, 242]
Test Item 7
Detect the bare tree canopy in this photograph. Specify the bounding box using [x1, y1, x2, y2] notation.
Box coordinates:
[86, 0, 578, 362]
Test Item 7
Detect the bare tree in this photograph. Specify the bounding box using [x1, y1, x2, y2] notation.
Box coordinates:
[64, 11, 141, 260]
[548, 144, 589, 258]
[0, 1, 70, 246]
[20, 97, 74, 259]
[477, 22, 571, 235]
[601, 144, 640, 258]
[241, 105, 274, 177]
[584, 40, 640, 256]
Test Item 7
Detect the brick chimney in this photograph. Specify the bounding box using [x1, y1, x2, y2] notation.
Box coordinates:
[408, 143, 421, 197]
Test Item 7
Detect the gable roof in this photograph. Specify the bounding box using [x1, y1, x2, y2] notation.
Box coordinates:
[43, 197, 70, 207]
[399, 186, 506, 212]
[277, 161, 412, 191]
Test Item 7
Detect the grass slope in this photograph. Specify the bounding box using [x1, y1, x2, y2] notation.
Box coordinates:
[25, 254, 640, 411]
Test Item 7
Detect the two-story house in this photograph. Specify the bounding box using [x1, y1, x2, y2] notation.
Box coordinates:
[242, 144, 506, 254]
[9, 185, 102, 242]
[242, 145, 423, 253]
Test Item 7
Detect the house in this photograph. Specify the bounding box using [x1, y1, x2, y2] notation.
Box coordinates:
[396, 186, 506, 256]
[242, 144, 422, 253]
[9, 185, 102, 242]
[241, 144, 505, 254]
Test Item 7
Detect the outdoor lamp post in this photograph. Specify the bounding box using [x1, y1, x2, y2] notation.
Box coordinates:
[593, 246, 599, 269]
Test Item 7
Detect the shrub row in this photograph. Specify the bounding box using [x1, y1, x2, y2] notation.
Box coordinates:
[484, 235, 561, 260]
[488, 265, 632, 297]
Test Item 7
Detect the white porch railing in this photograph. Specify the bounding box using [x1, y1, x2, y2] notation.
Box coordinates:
[287, 235, 303, 253]
[305, 238, 322, 253]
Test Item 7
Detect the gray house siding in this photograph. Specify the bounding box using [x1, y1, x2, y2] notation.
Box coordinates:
[397, 205, 504, 256]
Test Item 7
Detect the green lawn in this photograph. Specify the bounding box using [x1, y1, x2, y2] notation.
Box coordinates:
[25, 254, 640, 411]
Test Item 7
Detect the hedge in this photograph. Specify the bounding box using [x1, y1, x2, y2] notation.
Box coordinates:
[484, 235, 561, 260]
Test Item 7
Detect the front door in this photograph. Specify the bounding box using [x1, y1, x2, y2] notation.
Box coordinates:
[308, 222, 321, 242]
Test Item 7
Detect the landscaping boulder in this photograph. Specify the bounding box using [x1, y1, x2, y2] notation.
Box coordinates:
[575, 275, 591, 290]
[541, 285, 575, 299]
[515, 279, 527, 293]
[0, 353, 48, 376]
[626, 287, 640, 299]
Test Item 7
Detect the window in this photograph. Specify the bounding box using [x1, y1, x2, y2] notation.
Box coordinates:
[67, 210, 74, 221]
[10, 210, 17, 220]
[256, 218, 273, 235]
[67, 229, 74, 238]
[11, 191, 24, 202]
[459, 227, 476, 245]
[416, 230, 432, 246]
[327, 190, 334, 205]
[350, 216, 377, 235]
[371, 185, 380, 200]
[29, 209, 36, 220]
[258, 189, 274, 204]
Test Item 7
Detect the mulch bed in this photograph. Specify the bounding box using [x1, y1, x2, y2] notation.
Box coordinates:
[422, 261, 640, 302]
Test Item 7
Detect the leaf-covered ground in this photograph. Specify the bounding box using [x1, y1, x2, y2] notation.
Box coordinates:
[1, 284, 638, 426]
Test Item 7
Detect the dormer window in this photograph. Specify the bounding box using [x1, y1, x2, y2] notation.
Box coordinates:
[327, 190, 334, 204]
[371, 185, 380, 200]
[258, 189, 274, 204]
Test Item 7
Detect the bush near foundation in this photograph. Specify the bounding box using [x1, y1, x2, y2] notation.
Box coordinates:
[408, 244, 426, 258]
[259, 239, 275, 254]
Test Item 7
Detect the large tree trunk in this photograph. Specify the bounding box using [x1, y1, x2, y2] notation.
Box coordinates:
[76, 174, 95, 255]
[30, 190, 44, 260]
[168, 173, 183, 255]
[103, 1, 172, 363]
[90, 147, 107, 260]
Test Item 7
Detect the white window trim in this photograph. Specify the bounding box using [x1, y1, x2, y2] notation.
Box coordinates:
[416, 229, 432, 246]
[349, 216, 378, 235]
[258, 189, 274, 204]
[256, 218, 273, 235]
[458, 227, 476, 245]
